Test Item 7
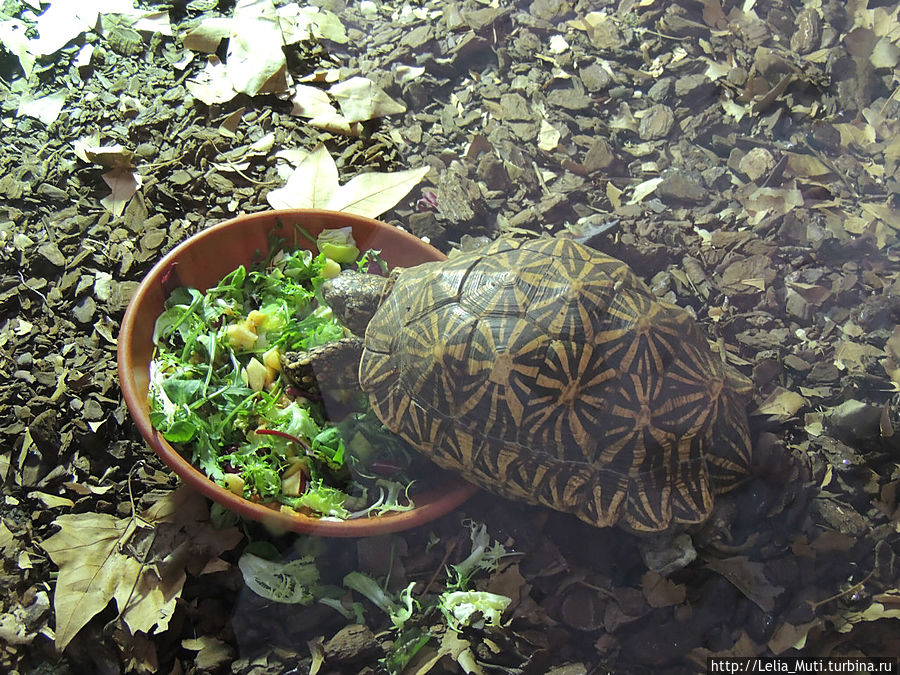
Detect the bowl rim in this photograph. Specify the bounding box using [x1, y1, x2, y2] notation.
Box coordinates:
[117, 208, 478, 536]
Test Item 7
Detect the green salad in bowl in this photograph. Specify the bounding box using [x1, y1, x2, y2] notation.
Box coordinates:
[147, 227, 433, 521]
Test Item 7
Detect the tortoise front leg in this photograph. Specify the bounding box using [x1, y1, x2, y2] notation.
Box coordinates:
[280, 336, 365, 394]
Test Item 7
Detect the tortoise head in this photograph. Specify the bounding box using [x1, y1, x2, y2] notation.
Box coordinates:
[321, 270, 396, 337]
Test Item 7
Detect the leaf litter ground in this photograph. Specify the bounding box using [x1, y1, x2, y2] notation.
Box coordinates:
[1, 0, 899, 673]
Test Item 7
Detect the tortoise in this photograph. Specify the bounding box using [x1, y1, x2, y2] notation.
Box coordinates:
[281, 236, 753, 533]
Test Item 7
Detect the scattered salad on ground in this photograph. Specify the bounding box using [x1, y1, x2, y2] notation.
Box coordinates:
[148, 225, 433, 519]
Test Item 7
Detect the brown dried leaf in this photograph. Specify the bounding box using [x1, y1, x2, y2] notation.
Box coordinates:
[182, 635, 234, 669]
[834, 340, 886, 374]
[40, 513, 145, 650]
[101, 168, 142, 217]
[705, 556, 784, 612]
[640, 571, 686, 608]
[40, 487, 242, 651]
[768, 618, 820, 654]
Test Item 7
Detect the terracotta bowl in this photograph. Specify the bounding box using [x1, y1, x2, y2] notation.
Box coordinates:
[118, 209, 478, 536]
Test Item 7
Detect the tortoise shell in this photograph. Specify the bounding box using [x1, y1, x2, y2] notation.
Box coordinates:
[359, 236, 752, 532]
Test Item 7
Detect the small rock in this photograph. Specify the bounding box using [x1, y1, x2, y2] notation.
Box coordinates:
[638, 104, 675, 140]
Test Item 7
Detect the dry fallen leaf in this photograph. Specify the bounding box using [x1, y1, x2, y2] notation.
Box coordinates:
[101, 167, 142, 217]
[266, 142, 338, 210]
[705, 556, 784, 613]
[291, 84, 339, 120]
[182, 17, 232, 52]
[756, 388, 809, 419]
[277, 4, 348, 44]
[0, 19, 34, 77]
[40, 487, 242, 651]
[182, 635, 234, 669]
[768, 618, 821, 654]
[538, 119, 561, 151]
[834, 340, 887, 374]
[40, 512, 145, 650]
[267, 143, 429, 219]
[628, 177, 662, 204]
[17, 90, 67, 125]
[328, 76, 407, 123]
[224, 0, 288, 97]
[641, 571, 686, 608]
[329, 166, 430, 217]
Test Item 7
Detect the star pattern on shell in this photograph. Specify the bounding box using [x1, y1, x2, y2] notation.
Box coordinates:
[360, 236, 753, 532]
